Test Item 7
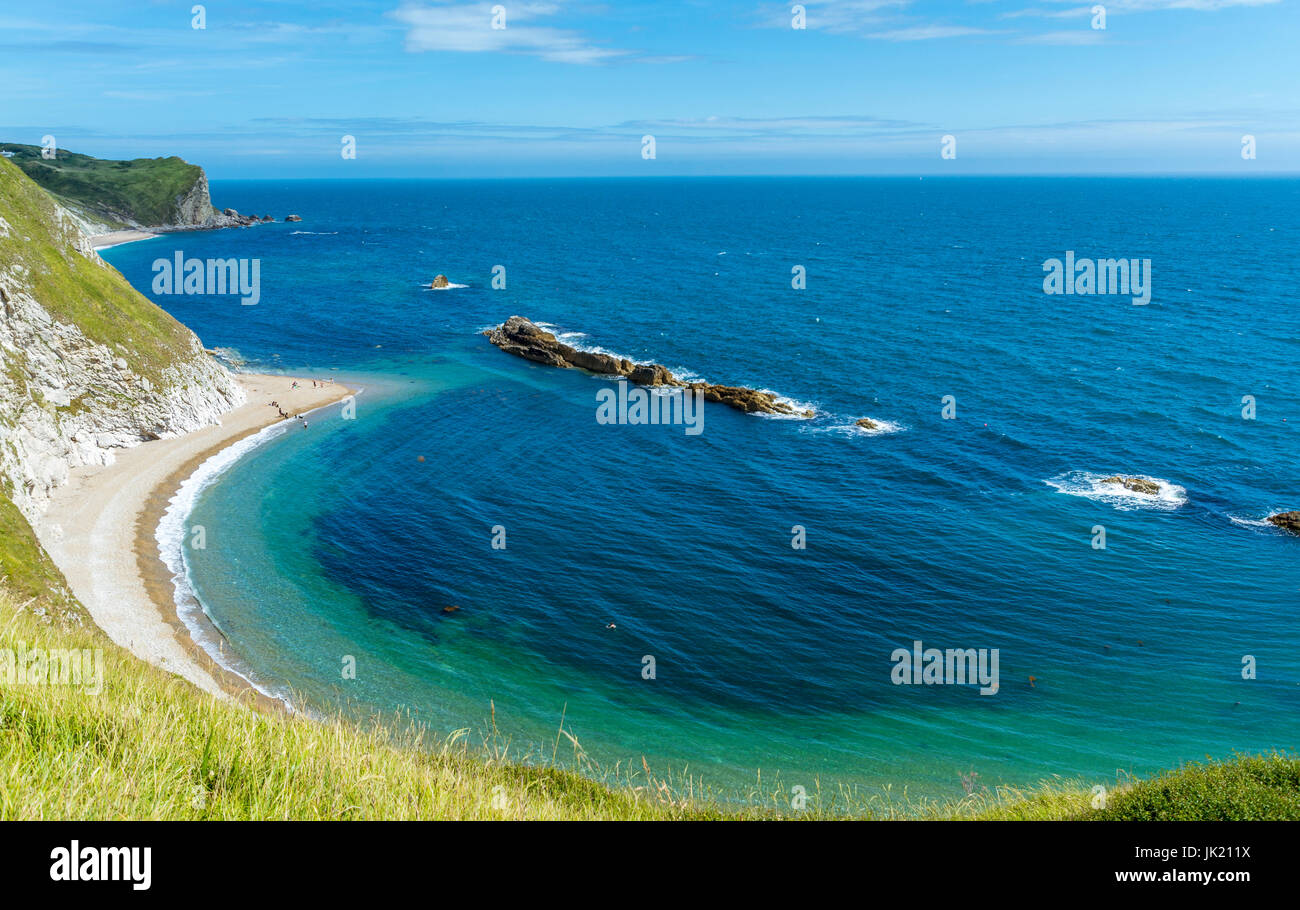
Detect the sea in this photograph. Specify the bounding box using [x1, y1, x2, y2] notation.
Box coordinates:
[102, 176, 1300, 808]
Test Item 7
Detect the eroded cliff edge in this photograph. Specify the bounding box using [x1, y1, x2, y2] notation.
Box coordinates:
[0, 156, 245, 523]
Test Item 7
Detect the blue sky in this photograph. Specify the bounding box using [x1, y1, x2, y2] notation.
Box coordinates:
[1, 0, 1295, 177]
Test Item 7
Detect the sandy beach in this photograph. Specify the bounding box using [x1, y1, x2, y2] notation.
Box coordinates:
[35, 373, 353, 701]
[89, 229, 157, 250]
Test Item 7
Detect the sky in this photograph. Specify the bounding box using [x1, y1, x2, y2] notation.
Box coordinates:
[0, 0, 1296, 177]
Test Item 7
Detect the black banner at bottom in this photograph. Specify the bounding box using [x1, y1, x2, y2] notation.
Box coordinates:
[0, 821, 1278, 896]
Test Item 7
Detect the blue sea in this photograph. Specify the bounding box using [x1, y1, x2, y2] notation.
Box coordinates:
[104, 177, 1300, 807]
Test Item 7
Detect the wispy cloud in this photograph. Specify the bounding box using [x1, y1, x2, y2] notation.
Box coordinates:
[760, 0, 1281, 45]
[391, 1, 631, 64]
[1014, 28, 1106, 44]
[755, 1, 912, 33]
[1005, 0, 1280, 17]
[0, 39, 139, 54]
[867, 25, 1005, 40]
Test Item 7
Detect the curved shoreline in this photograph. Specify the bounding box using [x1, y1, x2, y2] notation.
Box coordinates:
[37, 372, 355, 706]
[148, 389, 364, 710]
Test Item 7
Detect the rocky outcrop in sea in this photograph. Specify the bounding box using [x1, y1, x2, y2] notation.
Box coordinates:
[1101, 476, 1160, 495]
[484, 316, 812, 417]
[1267, 512, 1300, 534]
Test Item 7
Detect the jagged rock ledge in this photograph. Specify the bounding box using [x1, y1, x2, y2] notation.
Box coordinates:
[483, 316, 813, 418]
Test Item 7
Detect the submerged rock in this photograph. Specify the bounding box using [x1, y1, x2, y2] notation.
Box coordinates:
[1267, 511, 1300, 534]
[1101, 476, 1160, 496]
[431, 274, 449, 289]
[483, 315, 811, 418]
[285, 214, 302, 222]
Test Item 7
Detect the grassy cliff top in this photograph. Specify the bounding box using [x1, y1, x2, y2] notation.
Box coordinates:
[0, 155, 199, 388]
[0, 143, 204, 229]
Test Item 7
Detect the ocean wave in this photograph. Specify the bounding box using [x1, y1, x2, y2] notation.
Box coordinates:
[1045, 471, 1188, 511]
[210, 346, 247, 368]
[426, 282, 469, 290]
[155, 395, 358, 711]
[803, 418, 906, 437]
[753, 389, 821, 419]
[854, 417, 905, 436]
[1230, 510, 1295, 533]
[289, 230, 339, 235]
[156, 424, 296, 709]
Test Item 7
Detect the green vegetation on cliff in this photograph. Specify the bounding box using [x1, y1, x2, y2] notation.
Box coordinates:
[0, 143, 206, 229]
[0, 496, 80, 622]
[0, 156, 197, 389]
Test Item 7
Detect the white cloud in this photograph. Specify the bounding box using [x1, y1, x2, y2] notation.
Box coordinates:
[391, 2, 629, 64]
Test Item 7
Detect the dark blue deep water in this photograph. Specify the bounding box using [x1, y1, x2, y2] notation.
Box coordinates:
[105, 177, 1300, 805]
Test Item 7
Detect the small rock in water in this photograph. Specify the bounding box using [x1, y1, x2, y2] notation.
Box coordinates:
[285, 214, 302, 222]
[431, 274, 450, 289]
[855, 417, 877, 431]
[1100, 476, 1160, 496]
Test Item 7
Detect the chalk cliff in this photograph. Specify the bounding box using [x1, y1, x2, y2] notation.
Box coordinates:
[0, 156, 244, 522]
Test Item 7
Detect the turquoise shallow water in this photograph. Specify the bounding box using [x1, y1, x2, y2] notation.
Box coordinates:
[105, 177, 1300, 804]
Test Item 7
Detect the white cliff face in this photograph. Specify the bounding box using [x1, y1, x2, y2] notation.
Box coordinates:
[0, 200, 245, 523]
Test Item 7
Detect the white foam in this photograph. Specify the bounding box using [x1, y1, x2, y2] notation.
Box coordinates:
[1045, 471, 1187, 511]
[155, 393, 358, 711]
[426, 282, 469, 290]
[854, 417, 905, 436]
[753, 389, 820, 420]
[289, 230, 338, 235]
[210, 346, 247, 368]
[804, 418, 906, 437]
[1231, 511, 1295, 532]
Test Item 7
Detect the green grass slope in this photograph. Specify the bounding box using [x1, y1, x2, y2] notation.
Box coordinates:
[0, 155, 200, 391]
[0, 143, 205, 229]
